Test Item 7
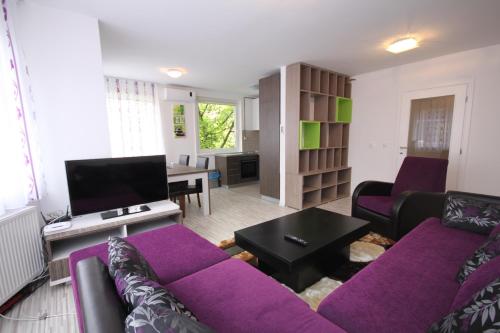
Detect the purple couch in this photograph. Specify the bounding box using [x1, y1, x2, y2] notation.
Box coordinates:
[70, 224, 345, 333]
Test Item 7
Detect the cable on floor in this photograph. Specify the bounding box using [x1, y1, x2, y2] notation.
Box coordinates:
[0, 312, 75, 322]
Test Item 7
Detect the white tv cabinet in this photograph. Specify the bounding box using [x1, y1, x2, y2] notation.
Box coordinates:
[43, 200, 182, 286]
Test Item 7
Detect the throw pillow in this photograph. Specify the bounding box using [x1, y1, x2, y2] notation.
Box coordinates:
[451, 256, 500, 311]
[442, 193, 500, 235]
[125, 288, 214, 333]
[114, 269, 196, 321]
[456, 233, 500, 284]
[108, 236, 158, 281]
[428, 278, 500, 333]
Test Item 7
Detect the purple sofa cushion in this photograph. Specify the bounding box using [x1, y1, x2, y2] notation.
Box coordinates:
[108, 236, 159, 281]
[429, 278, 500, 333]
[125, 286, 215, 333]
[317, 218, 486, 333]
[166, 259, 345, 333]
[450, 256, 500, 311]
[70, 224, 230, 333]
[114, 269, 197, 320]
[357, 195, 394, 216]
[391, 157, 448, 197]
[456, 232, 500, 284]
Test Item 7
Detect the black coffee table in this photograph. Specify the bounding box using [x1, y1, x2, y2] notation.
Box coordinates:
[234, 208, 370, 292]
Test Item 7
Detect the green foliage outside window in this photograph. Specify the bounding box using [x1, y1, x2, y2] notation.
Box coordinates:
[198, 102, 236, 150]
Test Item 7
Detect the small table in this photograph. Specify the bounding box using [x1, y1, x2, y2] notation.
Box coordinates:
[234, 208, 370, 292]
[167, 164, 214, 216]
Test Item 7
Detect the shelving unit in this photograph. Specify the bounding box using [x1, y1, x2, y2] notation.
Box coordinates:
[285, 62, 352, 209]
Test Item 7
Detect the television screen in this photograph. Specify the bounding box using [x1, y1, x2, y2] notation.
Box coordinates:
[65, 155, 168, 216]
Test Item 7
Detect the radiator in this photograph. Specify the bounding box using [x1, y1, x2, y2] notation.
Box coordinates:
[0, 206, 44, 305]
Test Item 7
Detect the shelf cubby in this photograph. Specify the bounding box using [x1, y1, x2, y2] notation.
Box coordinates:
[309, 150, 319, 171]
[303, 190, 321, 209]
[299, 121, 320, 150]
[337, 182, 350, 199]
[320, 123, 329, 148]
[335, 97, 352, 123]
[313, 95, 328, 122]
[328, 96, 336, 122]
[320, 71, 330, 94]
[326, 149, 335, 169]
[311, 68, 320, 92]
[322, 171, 337, 187]
[341, 148, 348, 167]
[337, 75, 345, 97]
[345, 81, 352, 98]
[318, 149, 327, 170]
[328, 123, 343, 148]
[303, 174, 321, 192]
[321, 186, 337, 203]
[329, 73, 338, 96]
[334, 148, 342, 168]
[300, 92, 312, 120]
[338, 168, 351, 184]
[299, 150, 309, 173]
[301, 65, 311, 91]
[342, 124, 349, 147]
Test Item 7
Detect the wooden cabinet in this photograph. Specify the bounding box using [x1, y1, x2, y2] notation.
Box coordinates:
[215, 153, 259, 186]
[259, 73, 280, 199]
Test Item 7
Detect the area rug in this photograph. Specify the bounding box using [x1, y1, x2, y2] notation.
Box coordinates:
[218, 232, 393, 310]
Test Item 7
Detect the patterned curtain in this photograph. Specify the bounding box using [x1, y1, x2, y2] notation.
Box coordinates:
[0, 0, 42, 215]
[105, 77, 164, 157]
[408, 95, 454, 159]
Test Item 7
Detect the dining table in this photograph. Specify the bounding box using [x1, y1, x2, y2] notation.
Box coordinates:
[167, 164, 214, 216]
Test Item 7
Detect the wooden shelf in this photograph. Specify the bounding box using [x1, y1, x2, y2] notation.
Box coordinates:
[318, 149, 327, 170]
[320, 123, 329, 148]
[321, 186, 337, 203]
[337, 182, 351, 198]
[320, 71, 330, 94]
[322, 171, 337, 187]
[341, 148, 348, 167]
[334, 148, 342, 168]
[338, 168, 351, 183]
[303, 190, 321, 208]
[301, 65, 311, 91]
[337, 75, 345, 97]
[309, 150, 319, 171]
[311, 68, 320, 92]
[342, 124, 350, 147]
[329, 73, 338, 96]
[328, 124, 343, 148]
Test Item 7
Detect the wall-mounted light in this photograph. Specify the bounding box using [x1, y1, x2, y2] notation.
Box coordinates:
[386, 37, 419, 54]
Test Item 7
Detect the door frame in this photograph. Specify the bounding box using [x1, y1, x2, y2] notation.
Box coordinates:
[398, 83, 473, 191]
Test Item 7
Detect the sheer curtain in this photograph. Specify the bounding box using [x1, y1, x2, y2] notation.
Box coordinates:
[105, 77, 164, 157]
[408, 95, 454, 159]
[0, 1, 42, 216]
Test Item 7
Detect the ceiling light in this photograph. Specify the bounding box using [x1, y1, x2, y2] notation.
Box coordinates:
[386, 37, 419, 54]
[160, 67, 186, 78]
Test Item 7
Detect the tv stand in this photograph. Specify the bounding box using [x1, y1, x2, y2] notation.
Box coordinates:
[43, 200, 182, 286]
[101, 204, 151, 220]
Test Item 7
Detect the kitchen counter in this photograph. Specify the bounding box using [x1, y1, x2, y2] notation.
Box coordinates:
[215, 152, 259, 186]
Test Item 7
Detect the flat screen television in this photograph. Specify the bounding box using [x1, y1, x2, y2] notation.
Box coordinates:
[65, 155, 168, 216]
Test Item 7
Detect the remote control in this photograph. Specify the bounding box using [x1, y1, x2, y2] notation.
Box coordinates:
[284, 234, 308, 246]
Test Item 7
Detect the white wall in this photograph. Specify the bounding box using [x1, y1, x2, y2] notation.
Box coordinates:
[14, 2, 110, 213]
[350, 44, 500, 196]
[160, 86, 245, 169]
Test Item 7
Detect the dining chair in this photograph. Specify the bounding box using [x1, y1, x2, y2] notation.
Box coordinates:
[168, 180, 188, 218]
[187, 156, 210, 207]
[178, 154, 190, 166]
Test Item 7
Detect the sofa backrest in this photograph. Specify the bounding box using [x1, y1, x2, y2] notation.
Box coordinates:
[392, 156, 448, 197]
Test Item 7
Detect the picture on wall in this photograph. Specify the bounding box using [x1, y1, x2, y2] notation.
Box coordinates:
[173, 104, 186, 137]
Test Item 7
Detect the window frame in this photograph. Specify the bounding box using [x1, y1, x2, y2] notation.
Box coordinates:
[195, 97, 241, 155]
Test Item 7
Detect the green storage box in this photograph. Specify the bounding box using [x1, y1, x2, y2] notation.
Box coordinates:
[299, 121, 320, 150]
[336, 97, 352, 123]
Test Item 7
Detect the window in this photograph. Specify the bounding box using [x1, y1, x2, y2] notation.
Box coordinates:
[198, 101, 237, 151]
[105, 77, 164, 157]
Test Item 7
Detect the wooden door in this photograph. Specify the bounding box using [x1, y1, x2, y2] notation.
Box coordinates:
[259, 73, 280, 199]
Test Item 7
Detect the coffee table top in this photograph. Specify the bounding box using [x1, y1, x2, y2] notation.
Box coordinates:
[234, 208, 370, 266]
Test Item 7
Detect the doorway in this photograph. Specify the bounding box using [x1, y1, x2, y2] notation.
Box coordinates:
[399, 84, 469, 190]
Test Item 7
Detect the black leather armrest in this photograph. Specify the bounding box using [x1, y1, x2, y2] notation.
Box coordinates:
[392, 191, 446, 239]
[352, 181, 394, 211]
[76, 257, 126, 333]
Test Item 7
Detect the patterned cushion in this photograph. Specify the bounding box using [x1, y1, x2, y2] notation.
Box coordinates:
[114, 269, 196, 320]
[457, 233, 500, 284]
[108, 237, 158, 281]
[428, 278, 500, 333]
[442, 193, 500, 235]
[125, 288, 214, 333]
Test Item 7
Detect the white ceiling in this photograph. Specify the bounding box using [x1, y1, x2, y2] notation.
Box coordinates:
[31, 0, 500, 95]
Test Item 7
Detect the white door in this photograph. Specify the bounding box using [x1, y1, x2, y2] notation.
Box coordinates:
[399, 84, 468, 190]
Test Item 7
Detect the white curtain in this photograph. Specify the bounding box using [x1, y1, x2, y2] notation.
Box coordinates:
[0, 1, 42, 216]
[105, 77, 164, 157]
